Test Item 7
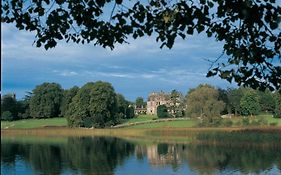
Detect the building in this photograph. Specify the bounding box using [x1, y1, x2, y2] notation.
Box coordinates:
[147, 91, 170, 115]
[134, 106, 147, 115]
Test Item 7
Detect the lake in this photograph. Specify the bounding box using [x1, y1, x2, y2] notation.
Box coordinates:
[1, 136, 281, 175]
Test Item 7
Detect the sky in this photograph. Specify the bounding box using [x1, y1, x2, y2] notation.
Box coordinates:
[1, 23, 236, 101]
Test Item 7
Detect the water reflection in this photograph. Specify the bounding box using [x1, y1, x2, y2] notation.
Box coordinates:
[1, 137, 281, 175]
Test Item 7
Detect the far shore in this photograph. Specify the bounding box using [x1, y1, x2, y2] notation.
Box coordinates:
[2, 126, 281, 136]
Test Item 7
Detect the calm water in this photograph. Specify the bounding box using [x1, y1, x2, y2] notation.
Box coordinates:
[1, 136, 281, 175]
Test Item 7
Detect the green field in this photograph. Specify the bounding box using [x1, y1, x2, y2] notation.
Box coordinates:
[1, 118, 67, 129]
[1, 114, 281, 129]
[122, 115, 157, 124]
[127, 120, 198, 129]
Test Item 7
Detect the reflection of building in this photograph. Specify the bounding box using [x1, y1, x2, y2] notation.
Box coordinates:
[135, 145, 181, 167]
[147, 91, 170, 115]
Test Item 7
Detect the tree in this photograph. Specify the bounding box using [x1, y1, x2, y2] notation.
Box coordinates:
[240, 89, 261, 116]
[29, 82, 63, 118]
[258, 90, 275, 113]
[135, 97, 146, 108]
[186, 84, 225, 118]
[66, 81, 118, 128]
[1, 94, 18, 119]
[60, 86, 79, 117]
[17, 100, 30, 119]
[274, 90, 281, 118]
[2, 0, 280, 90]
[157, 105, 169, 118]
[227, 88, 244, 116]
[1, 111, 13, 121]
[116, 93, 134, 119]
[218, 88, 229, 114]
[169, 89, 184, 117]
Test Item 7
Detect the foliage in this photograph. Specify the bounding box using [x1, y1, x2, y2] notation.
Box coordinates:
[218, 88, 229, 114]
[227, 88, 244, 115]
[186, 84, 225, 118]
[240, 90, 261, 116]
[135, 97, 146, 108]
[29, 83, 63, 118]
[169, 89, 184, 117]
[274, 91, 281, 118]
[2, 0, 280, 90]
[258, 90, 275, 113]
[17, 100, 30, 119]
[126, 106, 135, 119]
[1, 111, 13, 121]
[157, 105, 169, 118]
[116, 93, 134, 119]
[66, 81, 118, 128]
[1, 94, 18, 118]
[60, 86, 79, 117]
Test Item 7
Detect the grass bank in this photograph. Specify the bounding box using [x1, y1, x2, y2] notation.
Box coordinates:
[1, 114, 281, 130]
[2, 127, 281, 145]
[1, 118, 67, 129]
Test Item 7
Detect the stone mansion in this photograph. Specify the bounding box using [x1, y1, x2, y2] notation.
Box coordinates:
[146, 91, 171, 115]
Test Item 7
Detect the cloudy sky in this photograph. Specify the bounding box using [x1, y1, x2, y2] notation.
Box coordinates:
[1, 23, 236, 101]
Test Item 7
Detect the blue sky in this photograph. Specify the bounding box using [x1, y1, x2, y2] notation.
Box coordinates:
[1, 23, 235, 101]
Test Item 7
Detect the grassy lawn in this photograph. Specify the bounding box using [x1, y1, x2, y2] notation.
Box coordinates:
[127, 119, 198, 129]
[122, 115, 157, 124]
[1, 114, 280, 129]
[1, 118, 67, 129]
[256, 114, 281, 125]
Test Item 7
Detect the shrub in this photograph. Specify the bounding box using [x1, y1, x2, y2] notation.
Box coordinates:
[157, 105, 169, 118]
[1, 111, 13, 121]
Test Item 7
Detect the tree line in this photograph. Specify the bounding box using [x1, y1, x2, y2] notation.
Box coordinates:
[156, 84, 281, 120]
[1, 82, 280, 128]
[1, 81, 134, 128]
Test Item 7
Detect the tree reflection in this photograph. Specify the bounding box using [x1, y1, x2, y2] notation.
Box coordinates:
[1, 137, 281, 175]
[1, 137, 135, 175]
[185, 144, 281, 174]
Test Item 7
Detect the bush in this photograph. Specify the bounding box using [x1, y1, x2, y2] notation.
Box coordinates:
[274, 112, 281, 118]
[82, 117, 94, 128]
[1, 111, 14, 121]
[157, 105, 169, 118]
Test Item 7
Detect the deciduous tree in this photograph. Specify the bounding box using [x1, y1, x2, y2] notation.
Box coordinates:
[66, 81, 118, 128]
[186, 84, 225, 118]
[157, 104, 169, 118]
[60, 86, 79, 117]
[1, 94, 18, 119]
[240, 89, 261, 116]
[2, 0, 280, 90]
[29, 82, 63, 118]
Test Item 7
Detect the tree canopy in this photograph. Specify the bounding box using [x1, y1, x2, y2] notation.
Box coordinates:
[66, 81, 118, 128]
[29, 82, 63, 118]
[135, 97, 146, 108]
[186, 84, 225, 118]
[2, 0, 280, 90]
[240, 89, 261, 116]
[157, 104, 169, 118]
[1, 94, 18, 119]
